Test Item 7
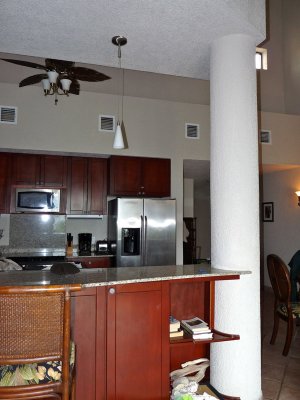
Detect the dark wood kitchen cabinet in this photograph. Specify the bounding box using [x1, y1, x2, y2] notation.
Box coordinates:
[66, 255, 113, 268]
[0, 153, 11, 213]
[66, 272, 241, 400]
[67, 157, 107, 215]
[11, 153, 67, 187]
[71, 288, 98, 400]
[106, 281, 170, 399]
[109, 155, 171, 197]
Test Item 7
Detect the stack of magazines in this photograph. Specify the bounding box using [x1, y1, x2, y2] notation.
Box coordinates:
[180, 317, 213, 340]
[169, 316, 184, 338]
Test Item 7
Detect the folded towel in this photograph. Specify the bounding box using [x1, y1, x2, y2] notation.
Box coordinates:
[0, 258, 22, 271]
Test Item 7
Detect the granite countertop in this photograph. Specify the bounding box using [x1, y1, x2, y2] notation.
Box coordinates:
[1, 250, 115, 259]
[66, 252, 115, 258]
[0, 264, 251, 287]
[1, 249, 66, 258]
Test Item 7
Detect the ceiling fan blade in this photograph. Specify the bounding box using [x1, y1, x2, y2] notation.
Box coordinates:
[45, 58, 75, 72]
[70, 67, 111, 82]
[1, 58, 47, 71]
[19, 74, 48, 87]
[68, 80, 80, 95]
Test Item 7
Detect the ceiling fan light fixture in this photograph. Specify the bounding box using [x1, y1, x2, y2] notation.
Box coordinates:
[113, 121, 125, 149]
[42, 78, 50, 93]
[60, 78, 72, 92]
[0, 57, 111, 106]
[47, 70, 59, 84]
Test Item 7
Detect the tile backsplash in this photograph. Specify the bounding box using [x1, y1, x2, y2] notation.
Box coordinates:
[66, 216, 108, 247]
[0, 214, 10, 246]
[0, 214, 108, 253]
[9, 214, 66, 250]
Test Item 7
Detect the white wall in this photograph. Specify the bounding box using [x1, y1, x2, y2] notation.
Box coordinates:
[183, 178, 194, 217]
[66, 216, 108, 249]
[262, 167, 300, 286]
[0, 215, 10, 246]
[259, 0, 300, 115]
[194, 197, 211, 259]
[0, 82, 211, 264]
[260, 111, 300, 165]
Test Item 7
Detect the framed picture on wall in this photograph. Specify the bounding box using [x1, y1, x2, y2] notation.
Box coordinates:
[262, 202, 274, 222]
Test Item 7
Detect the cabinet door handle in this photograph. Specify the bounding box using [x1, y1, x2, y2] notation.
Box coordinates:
[109, 288, 115, 295]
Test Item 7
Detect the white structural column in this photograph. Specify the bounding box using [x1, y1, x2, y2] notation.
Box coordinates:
[210, 34, 262, 399]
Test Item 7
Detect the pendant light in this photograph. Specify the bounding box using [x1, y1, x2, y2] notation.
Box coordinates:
[112, 35, 127, 149]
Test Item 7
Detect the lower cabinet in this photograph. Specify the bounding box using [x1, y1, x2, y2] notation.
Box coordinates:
[71, 288, 97, 400]
[71, 277, 240, 400]
[72, 283, 169, 400]
[105, 282, 170, 400]
[66, 256, 113, 268]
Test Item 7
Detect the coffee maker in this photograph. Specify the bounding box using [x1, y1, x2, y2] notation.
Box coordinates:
[78, 233, 92, 256]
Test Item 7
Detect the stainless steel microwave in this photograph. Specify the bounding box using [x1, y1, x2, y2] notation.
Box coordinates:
[15, 188, 61, 213]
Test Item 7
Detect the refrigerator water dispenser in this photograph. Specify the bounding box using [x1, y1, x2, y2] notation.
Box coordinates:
[121, 228, 140, 255]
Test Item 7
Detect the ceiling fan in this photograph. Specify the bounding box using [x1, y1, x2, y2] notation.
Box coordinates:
[1, 58, 111, 104]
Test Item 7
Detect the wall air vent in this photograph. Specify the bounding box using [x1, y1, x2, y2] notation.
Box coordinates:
[0, 106, 17, 124]
[98, 115, 115, 132]
[185, 123, 200, 139]
[260, 130, 271, 144]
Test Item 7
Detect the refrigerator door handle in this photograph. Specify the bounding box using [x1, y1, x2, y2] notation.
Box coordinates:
[144, 215, 148, 264]
[141, 215, 144, 264]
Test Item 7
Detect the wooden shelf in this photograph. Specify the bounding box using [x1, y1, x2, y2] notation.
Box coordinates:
[197, 382, 224, 399]
[170, 328, 240, 345]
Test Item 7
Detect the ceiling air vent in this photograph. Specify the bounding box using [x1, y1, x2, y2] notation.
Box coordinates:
[185, 123, 200, 139]
[260, 130, 271, 144]
[98, 115, 115, 133]
[0, 106, 17, 125]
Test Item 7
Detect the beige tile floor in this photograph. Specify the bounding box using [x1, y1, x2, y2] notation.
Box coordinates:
[261, 287, 300, 400]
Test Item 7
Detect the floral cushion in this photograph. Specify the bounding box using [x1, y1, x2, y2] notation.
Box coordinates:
[0, 342, 75, 387]
[278, 302, 300, 318]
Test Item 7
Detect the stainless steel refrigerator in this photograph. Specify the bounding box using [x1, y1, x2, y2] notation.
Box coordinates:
[108, 198, 176, 267]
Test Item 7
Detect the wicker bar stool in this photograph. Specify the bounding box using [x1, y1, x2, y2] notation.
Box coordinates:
[0, 284, 81, 399]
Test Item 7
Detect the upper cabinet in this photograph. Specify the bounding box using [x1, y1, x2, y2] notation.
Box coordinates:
[12, 154, 67, 188]
[67, 157, 107, 215]
[5, 152, 170, 215]
[0, 153, 11, 213]
[109, 156, 171, 197]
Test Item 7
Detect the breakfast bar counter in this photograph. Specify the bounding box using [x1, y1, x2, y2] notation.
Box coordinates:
[0, 263, 250, 287]
[0, 264, 249, 400]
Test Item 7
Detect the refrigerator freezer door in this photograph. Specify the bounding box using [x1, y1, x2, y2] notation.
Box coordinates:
[143, 199, 176, 266]
[117, 198, 143, 267]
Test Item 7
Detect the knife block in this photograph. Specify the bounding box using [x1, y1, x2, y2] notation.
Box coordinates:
[66, 243, 73, 256]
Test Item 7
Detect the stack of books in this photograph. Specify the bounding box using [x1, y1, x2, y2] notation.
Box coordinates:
[169, 315, 184, 338]
[180, 316, 213, 340]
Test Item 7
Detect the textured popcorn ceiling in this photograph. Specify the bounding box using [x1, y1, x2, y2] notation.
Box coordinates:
[0, 0, 265, 81]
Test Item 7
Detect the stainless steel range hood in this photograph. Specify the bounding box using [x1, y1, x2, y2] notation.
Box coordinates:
[66, 215, 103, 219]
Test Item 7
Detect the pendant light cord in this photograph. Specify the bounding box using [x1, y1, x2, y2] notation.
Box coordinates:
[112, 35, 127, 149]
[118, 43, 124, 124]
